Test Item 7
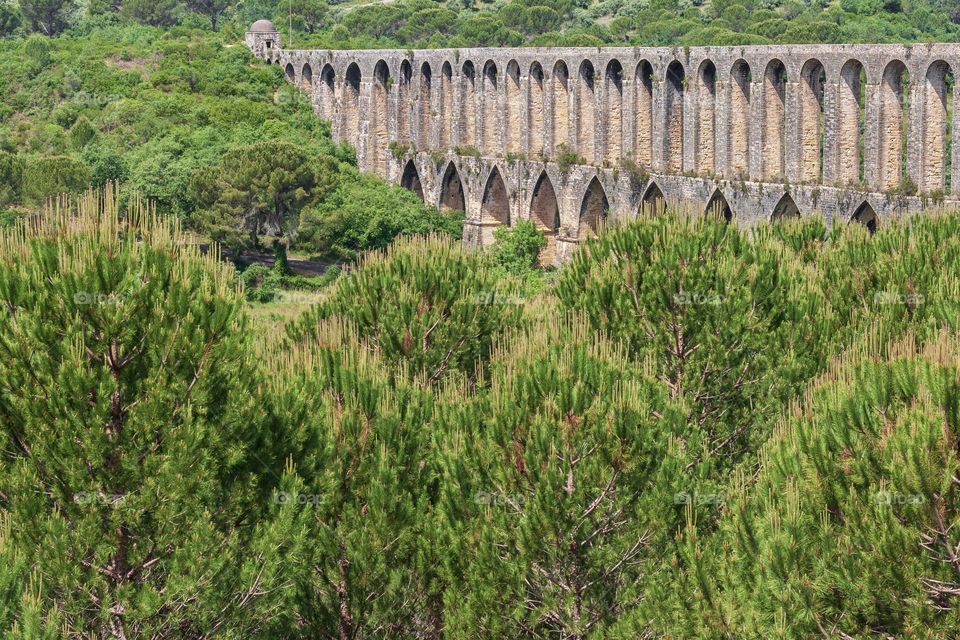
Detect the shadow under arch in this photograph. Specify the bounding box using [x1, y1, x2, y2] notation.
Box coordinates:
[770, 192, 800, 220]
[530, 171, 560, 265]
[400, 160, 424, 201]
[850, 201, 878, 234]
[639, 181, 666, 216]
[301, 63, 313, 90]
[439, 162, 466, 213]
[479, 166, 510, 246]
[705, 189, 732, 223]
[579, 177, 608, 240]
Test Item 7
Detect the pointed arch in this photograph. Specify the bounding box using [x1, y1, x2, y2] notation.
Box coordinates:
[763, 59, 786, 179]
[696, 60, 717, 174]
[530, 172, 559, 232]
[705, 189, 732, 222]
[839, 59, 866, 185]
[482, 60, 499, 155]
[799, 59, 826, 183]
[439, 162, 466, 212]
[529, 62, 546, 158]
[579, 177, 608, 239]
[665, 61, 686, 173]
[480, 167, 510, 245]
[552, 60, 570, 154]
[419, 62, 432, 149]
[770, 193, 800, 220]
[461, 60, 477, 148]
[343, 63, 362, 147]
[285, 62, 295, 82]
[635, 60, 653, 166]
[440, 62, 453, 149]
[604, 59, 624, 164]
[301, 63, 313, 91]
[530, 171, 560, 265]
[850, 201, 878, 234]
[318, 64, 335, 119]
[401, 160, 424, 201]
[398, 60, 412, 144]
[577, 60, 597, 163]
[879, 60, 909, 191]
[923, 60, 954, 194]
[729, 60, 751, 177]
[639, 181, 665, 216]
[370, 60, 391, 176]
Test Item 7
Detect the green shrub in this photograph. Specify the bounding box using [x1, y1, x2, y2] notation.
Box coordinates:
[0, 151, 23, 206]
[21, 155, 91, 204]
[69, 116, 98, 149]
[490, 219, 546, 276]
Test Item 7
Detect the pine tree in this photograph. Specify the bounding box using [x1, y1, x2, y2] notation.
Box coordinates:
[0, 188, 293, 637]
[267, 319, 446, 638]
[438, 315, 691, 638]
[289, 234, 523, 385]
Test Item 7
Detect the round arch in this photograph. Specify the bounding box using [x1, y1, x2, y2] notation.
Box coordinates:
[604, 59, 624, 164]
[529, 62, 546, 158]
[799, 58, 826, 183]
[696, 59, 717, 174]
[664, 61, 686, 173]
[762, 59, 787, 179]
[838, 59, 866, 185]
[729, 60, 751, 176]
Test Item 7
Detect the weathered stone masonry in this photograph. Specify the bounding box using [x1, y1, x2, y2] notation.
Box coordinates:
[247, 21, 960, 262]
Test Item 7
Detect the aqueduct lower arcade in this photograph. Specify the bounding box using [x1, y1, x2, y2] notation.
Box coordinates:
[247, 25, 960, 261]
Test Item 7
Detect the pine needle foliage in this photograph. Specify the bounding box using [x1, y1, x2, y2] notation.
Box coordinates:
[0, 187, 293, 638]
[437, 314, 692, 638]
[8, 188, 960, 638]
[650, 328, 960, 638]
[288, 234, 523, 386]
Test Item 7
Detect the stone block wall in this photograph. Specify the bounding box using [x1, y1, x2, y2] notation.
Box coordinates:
[246, 29, 960, 262]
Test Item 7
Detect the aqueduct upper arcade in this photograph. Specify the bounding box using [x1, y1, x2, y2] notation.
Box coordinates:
[248, 22, 960, 261]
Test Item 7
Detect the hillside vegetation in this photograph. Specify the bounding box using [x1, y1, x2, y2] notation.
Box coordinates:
[0, 23, 462, 261]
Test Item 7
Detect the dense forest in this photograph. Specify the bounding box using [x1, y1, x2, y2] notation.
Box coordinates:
[2, 190, 960, 638]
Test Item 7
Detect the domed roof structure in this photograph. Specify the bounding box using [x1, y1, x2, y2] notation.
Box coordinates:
[250, 19, 277, 32]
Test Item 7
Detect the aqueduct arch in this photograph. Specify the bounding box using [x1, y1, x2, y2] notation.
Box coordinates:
[640, 182, 666, 216]
[480, 167, 510, 245]
[530, 172, 560, 264]
[851, 201, 878, 234]
[401, 160, 424, 201]
[579, 177, 608, 239]
[440, 162, 466, 213]
[771, 193, 800, 220]
[248, 30, 960, 261]
[552, 60, 570, 154]
[706, 189, 732, 222]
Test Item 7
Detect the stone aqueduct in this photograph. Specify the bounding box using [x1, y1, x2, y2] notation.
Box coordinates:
[247, 22, 960, 262]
